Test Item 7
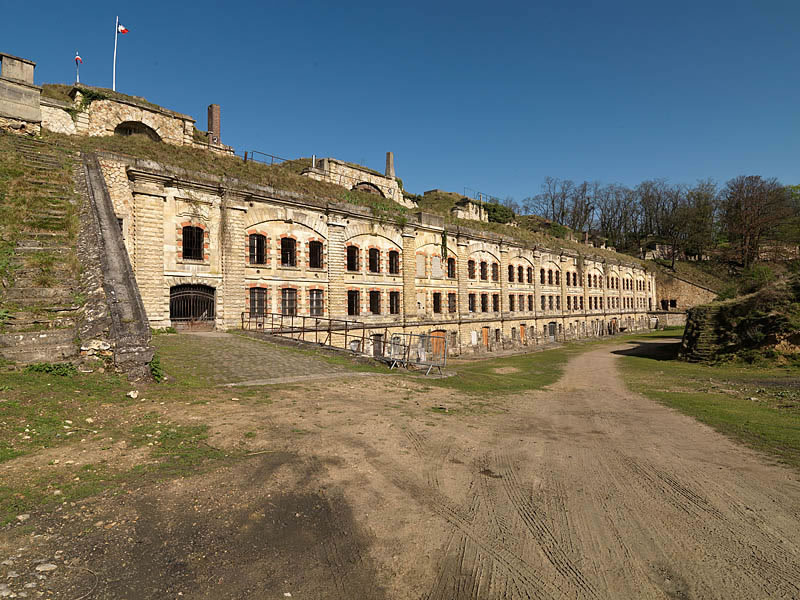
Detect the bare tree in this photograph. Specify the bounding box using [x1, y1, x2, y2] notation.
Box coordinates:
[720, 176, 791, 267]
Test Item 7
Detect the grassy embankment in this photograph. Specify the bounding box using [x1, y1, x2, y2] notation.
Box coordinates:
[620, 331, 800, 469]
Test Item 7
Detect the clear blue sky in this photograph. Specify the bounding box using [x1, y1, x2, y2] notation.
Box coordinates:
[5, 1, 798, 200]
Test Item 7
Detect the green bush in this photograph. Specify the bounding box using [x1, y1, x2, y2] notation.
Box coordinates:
[484, 202, 514, 224]
[149, 353, 165, 382]
[24, 362, 78, 377]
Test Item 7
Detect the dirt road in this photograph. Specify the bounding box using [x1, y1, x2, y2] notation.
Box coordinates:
[3, 339, 800, 598]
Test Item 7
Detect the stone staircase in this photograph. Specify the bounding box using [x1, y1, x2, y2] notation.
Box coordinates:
[0, 135, 81, 362]
[679, 304, 722, 362]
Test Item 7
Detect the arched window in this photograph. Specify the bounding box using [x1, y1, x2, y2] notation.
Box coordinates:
[182, 226, 204, 261]
[368, 248, 381, 273]
[508, 265, 514, 282]
[447, 257, 456, 278]
[388, 250, 400, 274]
[540, 269, 545, 284]
[480, 261, 488, 280]
[309, 241, 323, 269]
[587, 273, 592, 288]
[114, 121, 161, 141]
[281, 238, 296, 267]
[527, 267, 533, 284]
[547, 269, 553, 285]
[249, 234, 266, 265]
[555, 270, 560, 285]
[492, 263, 499, 281]
[518, 266, 524, 283]
[566, 272, 571, 286]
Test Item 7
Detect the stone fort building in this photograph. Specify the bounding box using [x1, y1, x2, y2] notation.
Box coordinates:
[1, 52, 657, 360]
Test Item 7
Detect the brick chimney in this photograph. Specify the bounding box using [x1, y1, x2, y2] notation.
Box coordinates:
[385, 151, 395, 179]
[207, 104, 221, 145]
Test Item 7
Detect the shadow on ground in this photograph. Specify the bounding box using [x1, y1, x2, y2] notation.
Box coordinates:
[612, 339, 682, 361]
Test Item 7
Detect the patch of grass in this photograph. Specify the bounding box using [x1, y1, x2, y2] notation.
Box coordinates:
[24, 362, 78, 376]
[429, 346, 577, 395]
[619, 337, 800, 469]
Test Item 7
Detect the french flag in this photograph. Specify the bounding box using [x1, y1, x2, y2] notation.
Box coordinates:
[117, 24, 129, 34]
[75, 53, 82, 64]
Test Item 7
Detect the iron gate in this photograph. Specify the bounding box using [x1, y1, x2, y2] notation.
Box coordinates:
[170, 284, 216, 329]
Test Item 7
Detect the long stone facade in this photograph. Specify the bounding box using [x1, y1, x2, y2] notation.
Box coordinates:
[97, 153, 657, 355]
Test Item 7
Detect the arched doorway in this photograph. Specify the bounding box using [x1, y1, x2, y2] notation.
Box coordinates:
[351, 182, 385, 197]
[114, 121, 161, 141]
[170, 284, 216, 330]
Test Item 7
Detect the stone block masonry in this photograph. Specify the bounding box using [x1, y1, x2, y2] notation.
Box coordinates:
[95, 154, 657, 354]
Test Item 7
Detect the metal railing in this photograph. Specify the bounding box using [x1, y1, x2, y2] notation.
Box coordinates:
[241, 311, 367, 352]
[239, 150, 291, 166]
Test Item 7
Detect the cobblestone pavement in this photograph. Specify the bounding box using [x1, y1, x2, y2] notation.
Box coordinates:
[152, 331, 350, 385]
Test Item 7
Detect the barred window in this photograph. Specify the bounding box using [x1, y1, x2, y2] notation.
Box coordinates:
[468, 260, 476, 279]
[369, 248, 381, 273]
[182, 226, 204, 261]
[468, 293, 476, 312]
[509, 295, 515, 311]
[480, 261, 488, 281]
[281, 238, 296, 267]
[347, 246, 359, 271]
[369, 291, 381, 314]
[492, 294, 499, 312]
[281, 288, 297, 316]
[249, 287, 267, 316]
[389, 250, 400, 274]
[492, 263, 499, 281]
[389, 291, 400, 314]
[249, 234, 266, 265]
[518, 266, 524, 283]
[481, 294, 488, 312]
[309, 289, 323, 316]
[348, 290, 360, 315]
[448, 293, 457, 313]
[309, 241, 323, 269]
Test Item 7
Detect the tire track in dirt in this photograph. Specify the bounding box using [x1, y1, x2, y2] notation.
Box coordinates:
[613, 450, 800, 598]
[495, 451, 601, 600]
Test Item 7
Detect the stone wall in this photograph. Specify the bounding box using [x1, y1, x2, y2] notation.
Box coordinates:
[41, 88, 195, 147]
[303, 158, 413, 208]
[95, 154, 657, 353]
[655, 271, 718, 312]
[451, 200, 488, 222]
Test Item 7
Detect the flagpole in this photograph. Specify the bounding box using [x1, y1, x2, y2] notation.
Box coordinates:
[113, 15, 118, 91]
[75, 52, 80, 84]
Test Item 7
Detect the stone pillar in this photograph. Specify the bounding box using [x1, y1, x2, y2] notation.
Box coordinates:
[457, 237, 469, 316]
[207, 104, 221, 144]
[132, 192, 166, 325]
[402, 229, 417, 321]
[327, 220, 346, 318]
[221, 198, 245, 328]
[385, 152, 395, 179]
[499, 244, 509, 315]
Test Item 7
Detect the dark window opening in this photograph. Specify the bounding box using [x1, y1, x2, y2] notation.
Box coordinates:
[369, 248, 381, 273]
[492, 294, 499, 312]
[281, 238, 296, 267]
[447, 257, 456, 278]
[492, 263, 499, 281]
[309, 241, 323, 269]
[468, 260, 476, 279]
[518, 266, 524, 283]
[527, 267, 533, 284]
[433, 292, 442, 313]
[540, 269, 545, 284]
[182, 226, 204, 261]
[369, 291, 381, 314]
[281, 288, 297, 316]
[480, 261, 488, 280]
[310, 289, 323, 316]
[348, 290, 360, 315]
[555, 271, 560, 285]
[519, 294, 524, 311]
[468, 293, 476, 312]
[389, 291, 400, 314]
[481, 294, 488, 312]
[509, 295, 515, 311]
[249, 234, 267, 265]
[389, 250, 400, 274]
[448, 293, 457, 313]
[547, 269, 553, 285]
[508, 265, 514, 282]
[347, 246, 359, 271]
